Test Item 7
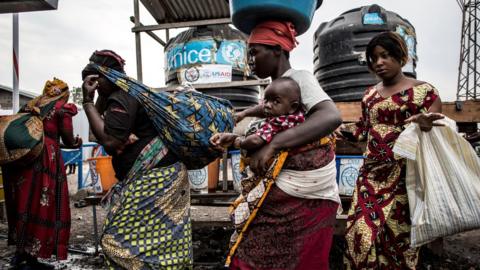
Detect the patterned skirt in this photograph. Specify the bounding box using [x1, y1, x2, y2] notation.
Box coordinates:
[230, 185, 338, 270]
[3, 139, 70, 260]
[101, 162, 193, 270]
[344, 160, 418, 270]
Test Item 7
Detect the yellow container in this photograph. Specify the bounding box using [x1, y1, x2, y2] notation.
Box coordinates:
[87, 156, 118, 193]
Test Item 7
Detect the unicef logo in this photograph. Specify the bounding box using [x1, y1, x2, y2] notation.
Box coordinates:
[188, 168, 207, 186]
[340, 166, 359, 188]
[221, 42, 245, 66]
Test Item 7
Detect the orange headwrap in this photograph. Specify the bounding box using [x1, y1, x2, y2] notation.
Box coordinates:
[25, 78, 70, 115]
[248, 21, 299, 52]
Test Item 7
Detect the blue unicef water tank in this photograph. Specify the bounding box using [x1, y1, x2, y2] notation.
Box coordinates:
[230, 0, 322, 35]
[314, 5, 417, 101]
[165, 25, 259, 110]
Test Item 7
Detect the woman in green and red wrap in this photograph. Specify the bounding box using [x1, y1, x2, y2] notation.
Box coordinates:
[229, 21, 342, 270]
[3, 78, 82, 269]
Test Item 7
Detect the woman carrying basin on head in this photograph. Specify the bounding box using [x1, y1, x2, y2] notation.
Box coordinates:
[228, 21, 343, 270]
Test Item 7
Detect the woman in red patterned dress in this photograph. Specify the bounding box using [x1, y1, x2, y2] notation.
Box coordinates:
[341, 32, 444, 269]
[3, 78, 82, 269]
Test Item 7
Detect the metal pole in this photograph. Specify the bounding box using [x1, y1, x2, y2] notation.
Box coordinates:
[222, 152, 228, 192]
[92, 204, 99, 255]
[133, 0, 143, 82]
[78, 146, 83, 189]
[12, 13, 19, 112]
[470, 1, 480, 99]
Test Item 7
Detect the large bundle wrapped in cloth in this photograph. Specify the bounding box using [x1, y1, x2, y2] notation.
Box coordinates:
[0, 113, 44, 165]
[0, 78, 69, 165]
[95, 65, 234, 170]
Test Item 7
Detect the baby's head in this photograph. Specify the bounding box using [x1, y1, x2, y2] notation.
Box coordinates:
[263, 77, 302, 117]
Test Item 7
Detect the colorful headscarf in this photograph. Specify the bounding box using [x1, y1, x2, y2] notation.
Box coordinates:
[82, 50, 126, 80]
[91, 50, 126, 71]
[247, 21, 299, 52]
[24, 77, 69, 115]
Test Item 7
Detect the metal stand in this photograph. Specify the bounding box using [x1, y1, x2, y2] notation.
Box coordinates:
[92, 203, 99, 255]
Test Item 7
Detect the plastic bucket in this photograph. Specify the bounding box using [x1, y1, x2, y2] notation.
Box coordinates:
[335, 155, 364, 196]
[230, 150, 242, 192]
[207, 159, 220, 193]
[188, 167, 208, 193]
[61, 149, 81, 165]
[87, 156, 118, 193]
[230, 0, 322, 35]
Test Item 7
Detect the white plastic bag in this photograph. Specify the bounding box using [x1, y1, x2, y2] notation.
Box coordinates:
[393, 118, 480, 248]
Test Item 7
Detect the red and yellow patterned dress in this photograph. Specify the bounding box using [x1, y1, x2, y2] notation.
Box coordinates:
[3, 100, 77, 260]
[343, 83, 439, 269]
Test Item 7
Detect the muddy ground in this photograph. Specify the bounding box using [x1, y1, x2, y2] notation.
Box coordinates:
[0, 171, 479, 269]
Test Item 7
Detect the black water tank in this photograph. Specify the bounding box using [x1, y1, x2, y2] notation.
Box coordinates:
[165, 25, 259, 110]
[313, 5, 417, 101]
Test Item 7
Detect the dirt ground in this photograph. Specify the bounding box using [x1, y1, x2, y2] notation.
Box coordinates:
[0, 168, 479, 269]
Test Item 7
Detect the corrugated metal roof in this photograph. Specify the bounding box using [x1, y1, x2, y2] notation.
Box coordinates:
[140, 0, 230, 24]
[0, 0, 58, 14]
[0, 84, 37, 99]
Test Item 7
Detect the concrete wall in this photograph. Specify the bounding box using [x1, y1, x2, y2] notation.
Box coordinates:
[0, 89, 34, 110]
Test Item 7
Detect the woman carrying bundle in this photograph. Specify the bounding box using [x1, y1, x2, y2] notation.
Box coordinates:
[81, 50, 192, 269]
[3, 78, 82, 269]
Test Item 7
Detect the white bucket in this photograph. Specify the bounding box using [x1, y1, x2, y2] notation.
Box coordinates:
[338, 157, 363, 195]
[87, 159, 103, 194]
[230, 150, 242, 192]
[188, 167, 208, 193]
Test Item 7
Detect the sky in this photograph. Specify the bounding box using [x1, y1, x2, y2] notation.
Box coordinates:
[0, 0, 463, 102]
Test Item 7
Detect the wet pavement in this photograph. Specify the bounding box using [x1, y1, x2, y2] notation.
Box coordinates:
[0, 164, 479, 269]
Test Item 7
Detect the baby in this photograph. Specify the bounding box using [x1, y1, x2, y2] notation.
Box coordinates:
[210, 77, 304, 152]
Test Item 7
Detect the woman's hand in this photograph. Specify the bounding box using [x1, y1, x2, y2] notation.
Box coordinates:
[249, 143, 276, 176]
[405, 112, 445, 131]
[82, 74, 99, 103]
[334, 124, 346, 140]
[126, 133, 139, 145]
[464, 132, 480, 144]
[73, 137, 83, 148]
[115, 134, 139, 155]
[62, 136, 82, 149]
[209, 133, 239, 151]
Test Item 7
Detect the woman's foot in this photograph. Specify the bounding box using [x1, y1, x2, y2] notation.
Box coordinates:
[9, 252, 27, 268]
[25, 254, 55, 270]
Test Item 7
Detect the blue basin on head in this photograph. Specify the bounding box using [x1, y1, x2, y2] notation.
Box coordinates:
[230, 0, 322, 35]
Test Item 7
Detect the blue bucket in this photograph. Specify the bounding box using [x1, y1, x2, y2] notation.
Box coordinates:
[230, 0, 322, 35]
[61, 149, 82, 165]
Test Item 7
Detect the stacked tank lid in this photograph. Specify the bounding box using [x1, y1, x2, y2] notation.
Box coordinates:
[314, 5, 417, 101]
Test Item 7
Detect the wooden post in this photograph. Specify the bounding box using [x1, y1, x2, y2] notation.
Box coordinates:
[222, 152, 228, 192]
